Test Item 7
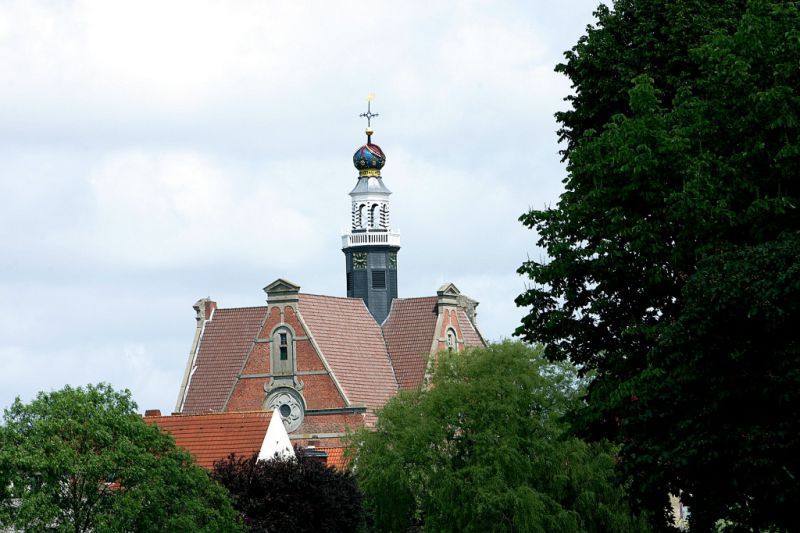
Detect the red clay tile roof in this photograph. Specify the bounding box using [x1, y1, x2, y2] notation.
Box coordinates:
[381, 297, 439, 390]
[181, 306, 267, 414]
[457, 308, 485, 348]
[179, 294, 482, 420]
[317, 447, 348, 470]
[298, 294, 398, 424]
[146, 411, 272, 469]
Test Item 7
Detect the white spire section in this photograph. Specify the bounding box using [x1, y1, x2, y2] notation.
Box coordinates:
[341, 177, 401, 249]
[258, 408, 296, 461]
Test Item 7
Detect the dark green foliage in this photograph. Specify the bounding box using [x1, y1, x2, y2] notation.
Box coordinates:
[635, 235, 800, 530]
[517, 0, 800, 530]
[355, 342, 650, 533]
[212, 450, 363, 532]
[0, 383, 242, 532]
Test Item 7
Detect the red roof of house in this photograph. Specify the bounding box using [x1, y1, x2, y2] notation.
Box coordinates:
[299, 294, 398, 424]
[382, 297, 439, 389]
[146, 411, 272, 469]
[181, 306, 267, 414]
[178, 292, 483, 416]
[317, 447, 348, 470]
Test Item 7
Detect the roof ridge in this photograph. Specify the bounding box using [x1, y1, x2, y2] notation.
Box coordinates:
[214, 305, 268, 311]
[299, 292, 363, 301]
[147, 410, 272, 418]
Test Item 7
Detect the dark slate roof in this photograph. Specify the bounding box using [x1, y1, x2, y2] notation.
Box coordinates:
[381, 297, 439, 389]
[146, 411, 272, 469]
[181, 307, 267, 414]
[298, 294, 398, 423]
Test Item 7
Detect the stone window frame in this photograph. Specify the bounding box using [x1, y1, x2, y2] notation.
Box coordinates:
[264, 387, 306, 433]
[446, 327, 458, 352]
[270, 324, 297, 376]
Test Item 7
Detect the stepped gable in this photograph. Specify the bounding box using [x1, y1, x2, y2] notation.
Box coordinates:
[381, 296, 439, 389]
[181, 306, 266, 414]
[298, 293, 398, 424]
[146, 411, 272, 469]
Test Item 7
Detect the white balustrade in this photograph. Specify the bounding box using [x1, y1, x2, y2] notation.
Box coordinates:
[341, 231, 401, 248]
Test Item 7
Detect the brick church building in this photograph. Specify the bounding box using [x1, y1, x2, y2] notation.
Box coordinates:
[146, 112, 486, 468]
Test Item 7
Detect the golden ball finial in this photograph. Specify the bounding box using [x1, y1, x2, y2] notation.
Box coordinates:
[365, 126, 374, 137]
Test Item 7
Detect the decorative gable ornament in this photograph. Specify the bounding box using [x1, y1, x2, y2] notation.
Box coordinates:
[437, 283, 461, 307]
[258, 408, 296, 461]
[265, 387, 305, 432]
[263, 279, 301, 304]
[437, 282, 461, 296]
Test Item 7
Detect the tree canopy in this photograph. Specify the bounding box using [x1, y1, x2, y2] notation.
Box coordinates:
[0, 383, 241, 532]
[354, 342, 651, 533]
[516, 0, 800, 530]
[212, 451, 363, 532]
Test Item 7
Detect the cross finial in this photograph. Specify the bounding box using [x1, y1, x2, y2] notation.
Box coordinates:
[360, 94, 379, 142]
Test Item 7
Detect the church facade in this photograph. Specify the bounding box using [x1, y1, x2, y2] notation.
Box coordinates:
[146, 115, 485, 468]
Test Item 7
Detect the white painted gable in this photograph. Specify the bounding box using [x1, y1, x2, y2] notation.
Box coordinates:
[258, 408, 296, 461]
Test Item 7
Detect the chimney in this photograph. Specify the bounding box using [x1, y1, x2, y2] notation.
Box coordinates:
[302, 447, 329, 465]
[193, 297, 217, 322]
[144, 409, 161, 417]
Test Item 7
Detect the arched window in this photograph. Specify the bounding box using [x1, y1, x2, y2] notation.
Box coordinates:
[370, 204, 380, 228]
[272, 327, 294, 375]
[358, 204, 366, 228]
[446, 328, 457, 352]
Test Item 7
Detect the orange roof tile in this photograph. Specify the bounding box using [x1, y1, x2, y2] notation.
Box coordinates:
[181, 307, 267, 414]
[381, 297, 439, 389]
[298, 294, 398, 424]
[146, 411, 271, 469]
[316, 447, 349, 470]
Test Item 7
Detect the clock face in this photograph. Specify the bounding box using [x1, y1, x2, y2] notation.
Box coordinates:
[353, 252, 367, 270]
[388, 253, 397, 270]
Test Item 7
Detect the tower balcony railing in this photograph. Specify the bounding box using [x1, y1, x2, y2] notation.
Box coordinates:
[342, 231, 401, 248]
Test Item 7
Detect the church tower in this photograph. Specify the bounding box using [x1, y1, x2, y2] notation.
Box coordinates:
[342, 100, 400, 324]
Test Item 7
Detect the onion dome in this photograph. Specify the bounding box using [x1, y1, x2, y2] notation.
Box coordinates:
[353, 138, 386, 177]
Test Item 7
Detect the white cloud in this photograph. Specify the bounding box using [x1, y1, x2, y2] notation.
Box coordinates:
[83, 150, 319, 269]
[0, 0, 601, 411]
[0, 0, 584, 145]
[0, 341, 182, 414]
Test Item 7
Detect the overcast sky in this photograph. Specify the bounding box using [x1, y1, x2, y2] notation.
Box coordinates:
[1, 0, 601, 413]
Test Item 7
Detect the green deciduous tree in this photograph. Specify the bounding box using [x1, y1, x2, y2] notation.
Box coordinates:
[211, 451, 363, 532]
[0, 383, 242, 532]
[517, 0, 800, 530]
[354, 342, 650, 533]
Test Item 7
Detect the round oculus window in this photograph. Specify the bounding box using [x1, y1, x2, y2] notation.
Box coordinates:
[266, 388, 305, 432]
